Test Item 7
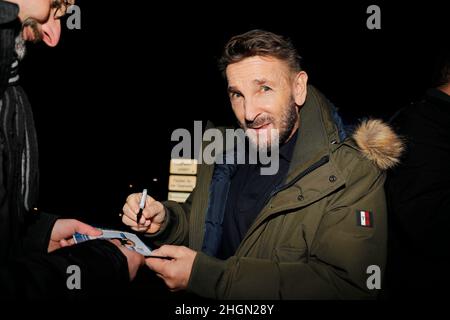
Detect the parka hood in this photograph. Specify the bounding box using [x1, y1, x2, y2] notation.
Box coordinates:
[352, 119, 404, 170]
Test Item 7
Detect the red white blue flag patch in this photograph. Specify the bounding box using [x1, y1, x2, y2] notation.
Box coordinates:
[356, 210, 373, 228]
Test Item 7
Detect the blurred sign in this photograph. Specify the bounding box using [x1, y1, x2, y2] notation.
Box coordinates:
[169, 159, 198, 175]
[168, 192, 191, 203]
[168, 175, 197, 192]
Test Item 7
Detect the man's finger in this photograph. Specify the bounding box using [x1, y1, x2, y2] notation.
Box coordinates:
[60, 238, 75, 247]
[126, 193, 141, 213]
[151, 248, 163, 256]
[59, 239, 69, 247]
[122, 203, 138, 222]
[123, 215, 149, 232]
[109, 239, 123, 247]
[145, 195, 157, 207]
[131, 225, 150, 232]
[145, 256, 168, 272]
[153, 245, 179, 257]
[143, 201, 164, 219]
[74, 220, 102, 236]
[122, 214, 138, 227]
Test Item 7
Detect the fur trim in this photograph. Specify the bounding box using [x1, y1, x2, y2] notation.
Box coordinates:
[352, 119, 404, 170]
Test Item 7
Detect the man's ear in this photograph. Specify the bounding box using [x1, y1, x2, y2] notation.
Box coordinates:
[293, 71, 308, 106]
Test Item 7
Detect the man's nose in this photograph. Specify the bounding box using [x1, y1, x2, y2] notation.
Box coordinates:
[41, 15, 61, 47]
[244, 98, 261, 123]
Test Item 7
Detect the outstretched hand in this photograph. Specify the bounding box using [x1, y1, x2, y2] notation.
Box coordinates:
[48, 219, 102, 253]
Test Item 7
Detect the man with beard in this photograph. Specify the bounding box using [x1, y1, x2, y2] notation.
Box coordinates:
[121, 30, 403, 299]
[0, 0, 144, 299]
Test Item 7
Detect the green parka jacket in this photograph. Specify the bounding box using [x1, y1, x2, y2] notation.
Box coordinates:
[148, 85, 403, 299]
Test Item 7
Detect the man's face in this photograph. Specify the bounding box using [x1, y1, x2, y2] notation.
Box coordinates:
[226, 55, 308, 148]
[14, 0, 74, 47]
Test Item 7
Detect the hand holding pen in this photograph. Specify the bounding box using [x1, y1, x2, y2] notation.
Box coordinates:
[121, 189, 167, 234]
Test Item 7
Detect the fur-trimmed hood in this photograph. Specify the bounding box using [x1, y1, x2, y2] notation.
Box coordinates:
[352, 119, 404, 170]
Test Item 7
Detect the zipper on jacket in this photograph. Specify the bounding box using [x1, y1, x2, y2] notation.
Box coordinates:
[236, 155, 331, 255]
[266, 155, 330, 205]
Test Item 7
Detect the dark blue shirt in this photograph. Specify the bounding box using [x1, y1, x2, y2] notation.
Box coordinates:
[218, 131, 298, 259]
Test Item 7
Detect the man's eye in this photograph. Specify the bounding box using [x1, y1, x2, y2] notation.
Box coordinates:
[261, 85, 272, 92]
[231, 92, 242, 98]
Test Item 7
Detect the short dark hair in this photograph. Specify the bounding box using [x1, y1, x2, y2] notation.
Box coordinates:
[218, 29, 303, 76]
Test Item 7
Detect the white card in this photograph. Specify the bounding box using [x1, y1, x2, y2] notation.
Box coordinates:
[73, 228, 152, 256]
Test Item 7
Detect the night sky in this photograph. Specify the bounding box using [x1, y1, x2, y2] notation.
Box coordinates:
[19, 1, 448, 228]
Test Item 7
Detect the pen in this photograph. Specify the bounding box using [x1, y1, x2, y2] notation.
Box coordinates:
[145, 255, 173, 260]
[136, 188, 147, 225]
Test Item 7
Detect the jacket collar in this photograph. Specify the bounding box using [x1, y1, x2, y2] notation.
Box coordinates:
[285, 85, 341, 183]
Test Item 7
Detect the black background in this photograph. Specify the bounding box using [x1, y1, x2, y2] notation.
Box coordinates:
[19, 1, 448, 228]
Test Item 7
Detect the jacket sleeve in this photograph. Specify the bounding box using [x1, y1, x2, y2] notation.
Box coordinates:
[0, 239, 130, 299]
[22, 211, 59, 254]
[186, 153, 387, 299]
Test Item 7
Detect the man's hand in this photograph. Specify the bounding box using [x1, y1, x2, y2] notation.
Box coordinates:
[146, 245, 197, 292]
[48, 219, 102, 253]
[109, 240, 145, 281]
[122, 193, 166, 234]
